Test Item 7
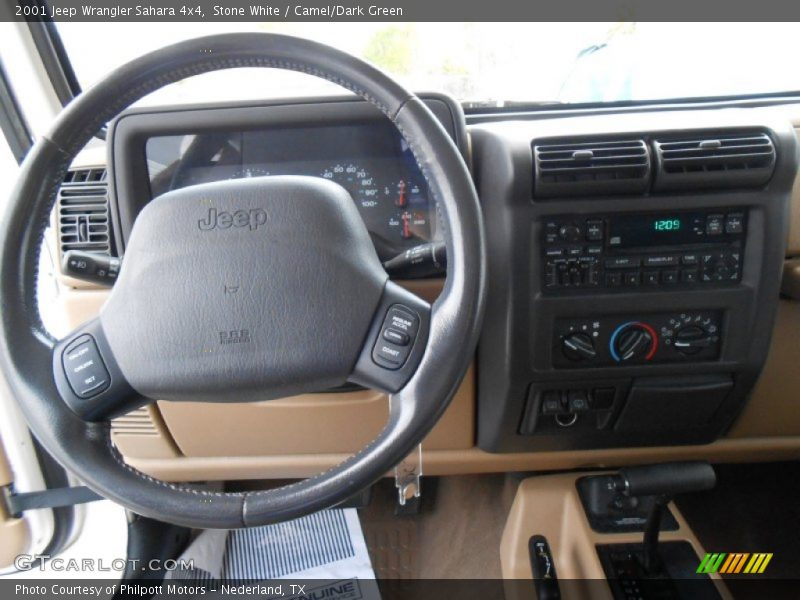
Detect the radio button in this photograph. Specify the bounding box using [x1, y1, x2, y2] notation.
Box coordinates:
[681, 253, 699, 265]
[586, 220, 604, 241]
[559, 224, 582, 242]
[605, 272, 623, 287]
[643, 271, 660, 286]
[661, 270, 679, 284]
[587, 246, 603, 255]
[644, 255, 679, 267]
[706, 214, 724, 235]
[681, 269, 699, 283]
[605, 257, 641, 269]
[623, 272, 641, 286]
[545, 247, 564, 257]
[725, 213, 744, 234]
[566, 246, 583, 257]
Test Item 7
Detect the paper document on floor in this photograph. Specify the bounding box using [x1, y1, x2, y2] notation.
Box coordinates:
[165, 508, 380, 599]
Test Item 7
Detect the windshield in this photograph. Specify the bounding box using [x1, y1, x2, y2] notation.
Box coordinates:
[57, 22, 800, 107]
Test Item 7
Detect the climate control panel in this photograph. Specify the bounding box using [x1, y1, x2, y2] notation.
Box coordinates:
[553, 312, 721, 368]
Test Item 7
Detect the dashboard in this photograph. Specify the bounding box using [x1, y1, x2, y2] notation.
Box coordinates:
[50, 93, 800, 479]
[109, 95, 467, 263]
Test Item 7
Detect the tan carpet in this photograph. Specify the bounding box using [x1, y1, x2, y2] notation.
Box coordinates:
[359, 474, 519, 579]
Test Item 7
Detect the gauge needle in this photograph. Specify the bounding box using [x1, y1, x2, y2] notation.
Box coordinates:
[396, 180, 407, 207]
[401, 212, 412, 238]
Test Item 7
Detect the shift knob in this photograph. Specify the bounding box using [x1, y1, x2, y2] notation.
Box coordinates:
[615, 461, 716, 497]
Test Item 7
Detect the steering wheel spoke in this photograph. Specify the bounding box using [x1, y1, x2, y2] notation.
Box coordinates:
[53, 317, 147, 421]
[348, 280, 431, 394]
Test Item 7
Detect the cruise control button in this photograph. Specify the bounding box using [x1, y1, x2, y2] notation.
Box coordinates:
[62, 336, 110, 399]
[372, 305, 419, 370]
[383, 328, 410, 346]
[386, 306, 419, 337]
[372, 341, 410, 370]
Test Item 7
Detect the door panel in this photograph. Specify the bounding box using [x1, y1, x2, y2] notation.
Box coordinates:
[0, 432, 29, 569]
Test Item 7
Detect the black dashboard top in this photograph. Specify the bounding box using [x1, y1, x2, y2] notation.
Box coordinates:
[108, 93, 467, 263]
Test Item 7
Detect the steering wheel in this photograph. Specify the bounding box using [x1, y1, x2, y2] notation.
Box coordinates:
[0, 33, 486, 528]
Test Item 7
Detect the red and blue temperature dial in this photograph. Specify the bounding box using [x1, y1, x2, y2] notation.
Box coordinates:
[609, 321, 658, 363]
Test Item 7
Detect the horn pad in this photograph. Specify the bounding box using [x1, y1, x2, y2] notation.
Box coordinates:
[100, 176, 387, 402]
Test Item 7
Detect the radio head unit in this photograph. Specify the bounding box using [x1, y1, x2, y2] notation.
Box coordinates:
[542, 209, 746, 292]
[606, 211, 743, 247]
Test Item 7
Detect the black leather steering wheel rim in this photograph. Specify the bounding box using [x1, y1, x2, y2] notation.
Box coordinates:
[0, 33, 486, 528]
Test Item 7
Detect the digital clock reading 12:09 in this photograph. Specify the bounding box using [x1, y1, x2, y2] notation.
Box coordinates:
[653, 218, 681, 231]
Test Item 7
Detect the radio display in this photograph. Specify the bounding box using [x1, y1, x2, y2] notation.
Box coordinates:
[608, 212, 712, 248]
[653, 218, 681, 231]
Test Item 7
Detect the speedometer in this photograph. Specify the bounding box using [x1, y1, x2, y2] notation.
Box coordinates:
[320, 163, 380, 211]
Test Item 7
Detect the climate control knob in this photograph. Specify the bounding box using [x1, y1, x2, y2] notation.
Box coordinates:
[673, 325, 714, 355]
[561, 332, 597, 361]
[610, 322, 658, 363]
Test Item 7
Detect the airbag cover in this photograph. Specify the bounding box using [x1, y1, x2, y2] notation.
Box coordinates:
[100, 176, 387, 402]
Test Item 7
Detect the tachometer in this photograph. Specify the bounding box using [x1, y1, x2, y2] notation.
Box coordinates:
[230, 166, 270, 179]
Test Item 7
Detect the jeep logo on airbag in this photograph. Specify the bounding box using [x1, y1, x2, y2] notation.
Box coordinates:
[198, 208, 268, 231]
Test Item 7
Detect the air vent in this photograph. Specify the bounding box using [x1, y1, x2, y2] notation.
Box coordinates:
[57, 167, 112, 256]
[533, 138, 650, 198]
[111, 407, 158, 437]
[653, 131, 776, 191]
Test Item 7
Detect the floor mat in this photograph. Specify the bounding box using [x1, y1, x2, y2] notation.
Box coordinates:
[165, 508, 379, 599]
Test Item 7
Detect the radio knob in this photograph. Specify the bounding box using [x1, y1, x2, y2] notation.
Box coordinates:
[610, 322, 657, 362]
[674, 325, 714, 355]
[558, 224, 582, 242]
[561, 332, 597, 361]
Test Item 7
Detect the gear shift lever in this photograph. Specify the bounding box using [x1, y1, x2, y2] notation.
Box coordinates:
[611, 462, 716, 574]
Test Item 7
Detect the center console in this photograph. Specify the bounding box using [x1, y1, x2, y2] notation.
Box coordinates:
[472, 111, 798, 452]
[500, 467, 730, 600]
